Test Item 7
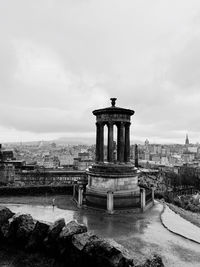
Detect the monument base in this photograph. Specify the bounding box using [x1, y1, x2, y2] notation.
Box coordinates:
[86, 163, 141, 210]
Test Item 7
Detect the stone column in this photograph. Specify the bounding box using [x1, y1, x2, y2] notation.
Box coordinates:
[140, 188, 146, 212]
[95, 122, 100, 162]
[117, 123, 120, 161]
[107, 122, 114, 162]
[82, 185, 86, 206]
[107, 191, 114, 214]
[99, 123, 104, 162]
[124, 122, 130, 162]
[78, 185, 83, 208]
[117, 122, 125, 162]
[73, 183, 76, 200]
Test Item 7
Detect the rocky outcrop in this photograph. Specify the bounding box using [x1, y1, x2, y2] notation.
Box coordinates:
[7, 213, 35, 245]
[69, 231, 100, 267]
[59, 220, 87, 247]
[0, 205, 164, 267]
[44, 218, 65, 254]
[138, 254, 164, 267]
[72, 231, 99, 251]
[0, 206, 14, 226]
[26, 220, 52, 251]
[48, 218, 66, 241]
[58, 220, 88, 263]
[83, 237, 134, 267]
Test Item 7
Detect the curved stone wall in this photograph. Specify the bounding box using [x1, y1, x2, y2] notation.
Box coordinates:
[88, 176, 139, 191]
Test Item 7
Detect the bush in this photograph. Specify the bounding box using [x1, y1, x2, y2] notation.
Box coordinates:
[173, 197, 182, 207]
[173, 195, 200, 213]
[154, 191, 164, 199]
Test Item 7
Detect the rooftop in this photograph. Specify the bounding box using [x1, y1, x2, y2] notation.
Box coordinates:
[93, 98, 134, 116]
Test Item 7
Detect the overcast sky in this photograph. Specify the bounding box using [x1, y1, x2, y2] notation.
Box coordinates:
[0, 0, 200, 144]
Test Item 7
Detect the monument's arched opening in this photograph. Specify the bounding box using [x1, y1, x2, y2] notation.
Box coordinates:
[113, 125, 117, 162]
[104, 124, 108, 162]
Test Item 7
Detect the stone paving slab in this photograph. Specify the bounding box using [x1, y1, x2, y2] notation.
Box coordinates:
[161, 205, 200, 244]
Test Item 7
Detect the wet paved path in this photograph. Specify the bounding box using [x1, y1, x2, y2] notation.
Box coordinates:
[2, 200, 200, 267]
[162, 205, 200, 244]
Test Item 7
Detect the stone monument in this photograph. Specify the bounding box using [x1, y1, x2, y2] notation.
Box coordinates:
[85, 98, 141, 213]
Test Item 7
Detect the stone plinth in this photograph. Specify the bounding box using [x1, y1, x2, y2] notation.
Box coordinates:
[86, 163, 140, 210]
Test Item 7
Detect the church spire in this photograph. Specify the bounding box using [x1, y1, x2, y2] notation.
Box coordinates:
[185, 134, 189, 145]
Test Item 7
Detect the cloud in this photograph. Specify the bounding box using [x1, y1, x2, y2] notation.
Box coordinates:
[0, 0, 200, 143]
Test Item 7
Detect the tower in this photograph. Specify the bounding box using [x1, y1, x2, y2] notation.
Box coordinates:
[185, 134, 189, 146]
[94, 97, 133, 163]
[86, 98, 141, 211]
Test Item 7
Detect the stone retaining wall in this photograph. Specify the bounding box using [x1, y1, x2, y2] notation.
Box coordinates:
[0, 206, 164, 267]
[0, 185, 73, 196]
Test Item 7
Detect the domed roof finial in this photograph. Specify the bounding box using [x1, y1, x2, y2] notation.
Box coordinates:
[110, 98, 117, 107]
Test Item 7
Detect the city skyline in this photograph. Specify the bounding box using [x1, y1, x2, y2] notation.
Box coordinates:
[1, 1, 200, 143]
[0, 133, 198, 146]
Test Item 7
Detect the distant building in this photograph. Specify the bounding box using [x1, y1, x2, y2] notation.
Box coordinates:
[182, 152, 195, 163]
[0, 144, 16, 184]
[144, 139, 150, 160]
[43, 155, 60, 168]
[152, 145, 162, 154]
[73, 158, 93, 170]
[78, 152, 90, 160]
[144, 151, 150, 161]
[59, 154, 74, 166]
[144, 139, 149, 148]
[0, 163, 15, 184]
[161, 156, 169, 165]
[185, 134, 189, 146]
[2, 150, 15, 161]
[187, 146, 198, 153]
[151, 154, 160, 163]
[73, 152, 93, 170]
[51, 142, 56, 148]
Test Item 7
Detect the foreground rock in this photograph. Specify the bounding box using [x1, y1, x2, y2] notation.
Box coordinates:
[0, 205, 165, 267]
[0, 206, 14, 240]
[83, 237, 134, 267]
[7, 213, 35, 245]
[139, 254, 164, 267]
[72, 231, 99, 252]
[26, 220, 52, 251]
[69, 232, 99, 266]
[58, 220, 87, 258]
[44, 218, 65, 254]
[59, 220, 87, 244]
[0, 206, 14, 226]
